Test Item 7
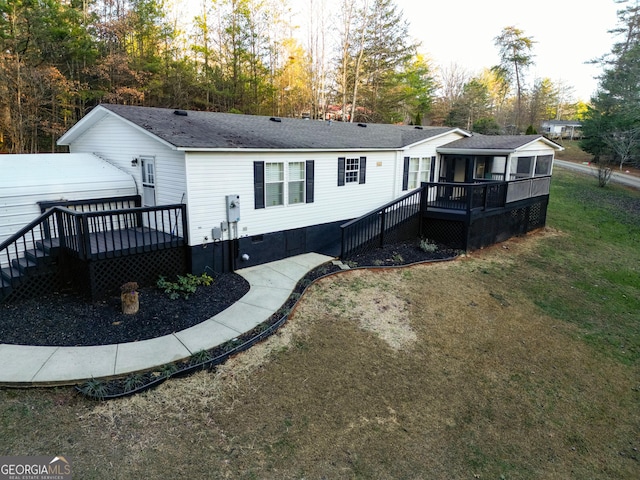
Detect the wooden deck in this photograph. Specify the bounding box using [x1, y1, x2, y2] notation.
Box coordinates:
[83, 226, 184, 259]
[38, 226, 183, 259]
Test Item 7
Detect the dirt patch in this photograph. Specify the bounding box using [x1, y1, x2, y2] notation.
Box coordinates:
[310, 270, 416, 351]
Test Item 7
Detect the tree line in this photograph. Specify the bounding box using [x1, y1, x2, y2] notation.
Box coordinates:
[1, 0, 584, 154]
[580, 0, 640, 178]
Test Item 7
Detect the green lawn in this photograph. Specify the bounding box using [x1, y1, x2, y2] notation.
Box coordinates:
[531, 169, 640, 364]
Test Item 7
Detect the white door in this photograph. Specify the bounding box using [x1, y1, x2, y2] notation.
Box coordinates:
[141, 157, 156, 207]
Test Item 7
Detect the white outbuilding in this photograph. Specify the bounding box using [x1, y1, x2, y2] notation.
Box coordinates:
[0, 153, 137, 245]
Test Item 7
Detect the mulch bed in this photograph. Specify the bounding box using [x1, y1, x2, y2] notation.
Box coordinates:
[0, 273, 249, 347]
[0, 240, 458, 348]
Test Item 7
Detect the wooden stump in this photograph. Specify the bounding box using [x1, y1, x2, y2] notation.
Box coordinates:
[121, 291, 139, 314]
[120, 282, 139, 314]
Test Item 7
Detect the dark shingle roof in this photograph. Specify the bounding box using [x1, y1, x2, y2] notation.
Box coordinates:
[99, 104, 457, 150]
[440, 134, 552, 151]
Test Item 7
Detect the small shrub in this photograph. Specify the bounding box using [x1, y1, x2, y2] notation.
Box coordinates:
[391, 253, 404, 263]
[158, 363, 179, 378]
[191, 349, 212, 364]
[78, 378, 108, 400]
[123, 373, 146, 392]
[419, 238, 438, 253]
[157, 273, 214, 300]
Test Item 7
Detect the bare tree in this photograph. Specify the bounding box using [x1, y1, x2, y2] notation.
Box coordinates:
[307, 0, 328, 119]
[602, 127, 640, 170]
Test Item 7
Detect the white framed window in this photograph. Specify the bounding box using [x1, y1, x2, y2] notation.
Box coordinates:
[255, 161, 314, 209]
[534, 155, 553, 176]
[511, 156, 534, 179]
[265, 162, 284, 206]
[408, 157, 430, 189]
[345, 157, 360, 183]
[288, 162, 305, 204]
[338, 156, 366, 186]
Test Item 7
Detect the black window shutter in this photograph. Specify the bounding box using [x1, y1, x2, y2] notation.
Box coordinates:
[359, 156, 367, 184]
[429, 156, 436, 182]
[402, 156, 410, 190]
[337, 157, 345, 186]
[254, 161, 265, 209]
[305, 160, 315, 203]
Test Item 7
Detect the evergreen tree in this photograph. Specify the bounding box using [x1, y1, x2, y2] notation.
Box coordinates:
[581, 0, 640, 172]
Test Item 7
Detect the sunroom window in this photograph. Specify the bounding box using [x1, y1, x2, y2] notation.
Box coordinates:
[534, 155, 553, 176]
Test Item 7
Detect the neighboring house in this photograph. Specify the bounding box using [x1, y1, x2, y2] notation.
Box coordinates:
[541, 120, 582, 140]
[1, 104, 562, 301]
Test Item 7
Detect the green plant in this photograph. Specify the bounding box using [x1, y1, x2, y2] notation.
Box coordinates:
[158, 363, 179, 379]
[157, 273, 213, 300]
[391, 253, 404, 263]
[419, 238, 438, 253]
[123, 373, 146, 392]
[78, 378, 108, 400]
[191, 349, 212, 364]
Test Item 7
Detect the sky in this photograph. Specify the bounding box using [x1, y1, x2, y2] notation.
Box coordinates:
[393, 0, 622, 101]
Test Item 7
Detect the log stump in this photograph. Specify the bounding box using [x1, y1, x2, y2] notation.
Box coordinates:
[120, 282, 140, 315]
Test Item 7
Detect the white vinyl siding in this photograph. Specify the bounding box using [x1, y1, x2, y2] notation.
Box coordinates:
[398, 130, 466, 196]
[185, 151, 394, 245]
[67, 114, 187, 207]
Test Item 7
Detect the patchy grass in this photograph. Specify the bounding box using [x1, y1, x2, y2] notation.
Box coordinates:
[0, 170, 639, 479]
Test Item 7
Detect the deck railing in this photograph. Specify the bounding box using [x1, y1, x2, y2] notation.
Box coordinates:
[1, 203, 187, 280]
[340, 188, 423, 258]
[424, 176, 551, 214]
[38, 195, 141, 214]
[424, 181, 508, 212]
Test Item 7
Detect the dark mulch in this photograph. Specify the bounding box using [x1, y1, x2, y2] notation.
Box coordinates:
[0, 240, 458, 348]
[346, 240, 459, 267]
[0, 273, 250, 347]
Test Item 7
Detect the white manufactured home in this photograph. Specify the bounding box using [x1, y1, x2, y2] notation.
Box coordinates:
[1, 104, 562, 301]
[55, 105, 473, 272]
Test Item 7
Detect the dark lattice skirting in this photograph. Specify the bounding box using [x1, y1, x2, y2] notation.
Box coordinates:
[422, 197, 549, 251]
[421, 218, 467, 250]
[62, 247, 188, 300]
[1, 269, 67, 304]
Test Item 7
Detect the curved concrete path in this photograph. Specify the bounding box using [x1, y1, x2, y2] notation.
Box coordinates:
[0, 253, 333, 386]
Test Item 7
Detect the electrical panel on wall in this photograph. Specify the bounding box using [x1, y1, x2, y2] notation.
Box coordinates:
[226, 194, 240, 222]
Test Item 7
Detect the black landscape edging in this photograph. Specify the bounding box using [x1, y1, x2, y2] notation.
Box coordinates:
[75, 247, 459, 400]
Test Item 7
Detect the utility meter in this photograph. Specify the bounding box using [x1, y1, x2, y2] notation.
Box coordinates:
[226, 194, 240, 222]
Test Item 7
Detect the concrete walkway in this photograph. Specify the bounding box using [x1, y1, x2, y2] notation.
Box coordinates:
[0, 252, 333, 386]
